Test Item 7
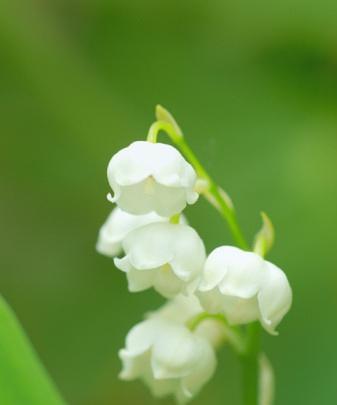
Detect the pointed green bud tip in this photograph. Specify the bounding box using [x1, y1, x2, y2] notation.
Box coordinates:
[155, 105, 183, 137]
[253, 211, 275, 257]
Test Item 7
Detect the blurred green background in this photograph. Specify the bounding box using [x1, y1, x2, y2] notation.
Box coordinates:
[1, 0, 337, 404]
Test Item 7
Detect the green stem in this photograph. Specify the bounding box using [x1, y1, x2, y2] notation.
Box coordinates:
[240, 323, 261, 405]
[147, 121, 249, 250]
[147, 118, 260, 405]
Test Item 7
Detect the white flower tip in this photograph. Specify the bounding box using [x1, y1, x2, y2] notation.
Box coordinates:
[152, 368, 167, 380]
[114, 257, 129, 273]
[198, 280, 212, 292]
[118, 369, 131, 380]
[187, 191, 199, 205]
[261, 318, 279, 336]
[107, 192, 116, 203]
[95, 241, 108, 256]
[266, 327, 279, 336]
[127, 282, 147, 293]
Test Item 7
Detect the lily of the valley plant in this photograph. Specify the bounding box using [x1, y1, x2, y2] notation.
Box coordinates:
[97, 106, 292, 405]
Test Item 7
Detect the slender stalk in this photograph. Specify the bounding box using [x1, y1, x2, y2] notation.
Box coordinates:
[147, 121, 249, 250]
[147, 117, 261, 405]
[240, 323, 261, 405]
[187, 312, 246, 355]
[241, 355, 259, 405]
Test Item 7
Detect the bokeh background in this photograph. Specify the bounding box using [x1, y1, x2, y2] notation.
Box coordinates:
[1, 1, 337, 404]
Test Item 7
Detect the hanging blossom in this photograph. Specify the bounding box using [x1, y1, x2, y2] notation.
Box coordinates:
[119, 295, 219, 404]
[197, 246, 292, 334]
[96, 207, 187, 257]
[107, 141, 199, 217]
[114, 223, 206, 298]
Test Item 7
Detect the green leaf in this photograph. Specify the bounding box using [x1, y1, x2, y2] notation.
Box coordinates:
[0, 295, 66, 405]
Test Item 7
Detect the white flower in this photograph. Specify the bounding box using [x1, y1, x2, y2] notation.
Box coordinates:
[96, 207, 187, 257]
[197, 246, 292, 334]
[114, 223, 206, 298]
[119, 298, 217, 404]
[107, 141, 198, 216]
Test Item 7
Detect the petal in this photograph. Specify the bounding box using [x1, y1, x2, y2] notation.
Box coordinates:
[221, 295, 260, 325]
[197, 288, 226, 314]
[257, 261, 292, 335]
[150, 143, 197, 188]
[153, 265, 185, 298]
[184, 276, 201, 295]
[168, 225, 206, 281]
[122, 319, 159, 357]
[124, 223, 205, 278]
[116, 180, 159, 215]
[122, 223, 175, 269]
[186, 189, 199, 205]
[96, 234, 122, 257]
[151, 323, 201, 379]
[198, 247, 229, 291]
[153, 294, 203, 324]
[179, 338, 216, 399]
[116, 181, 192, 217]
[127, 268, 157, 292]
[106, 179, 121, 203]
[114, 256, 157, 293]
[143, 372, 178, 398]
[97, 208, 168, 257]
[107, 141, 153, 186]
[114, 256, 132, 273]
[151, 183, 189, 217]
[218, 246, 266, 299]
[194, 318, 226, 349]
[119, 349, 150, 380]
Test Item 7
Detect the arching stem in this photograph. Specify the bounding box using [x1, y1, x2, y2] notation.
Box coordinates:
[146, 120, 249, 250]
[147, 112, 261, 405]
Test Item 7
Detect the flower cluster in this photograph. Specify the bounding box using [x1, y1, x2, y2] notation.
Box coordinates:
[97, 117, 292, 403]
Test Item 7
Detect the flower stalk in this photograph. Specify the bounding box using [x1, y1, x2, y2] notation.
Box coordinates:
[187, 312, 246, 355]
[240, 323, 261, 405]
[147, 118, 249, 250]
[147, 107, 261, 405]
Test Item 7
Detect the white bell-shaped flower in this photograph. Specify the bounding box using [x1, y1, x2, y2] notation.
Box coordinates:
[114, 223, 206, 298]
[119, 302, 217, 403]
[107, 141, 199, 216]
[197, 246, 292, 334]
[96, 207, 186, 257]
